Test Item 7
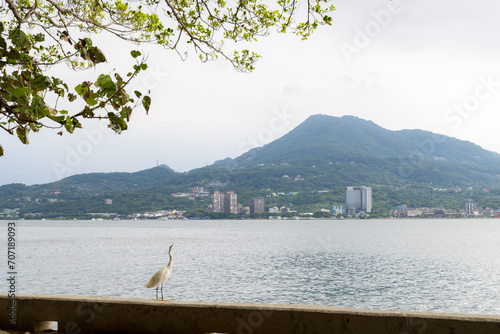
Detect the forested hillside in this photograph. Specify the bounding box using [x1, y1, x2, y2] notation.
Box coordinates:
[2, 115, 500, 218]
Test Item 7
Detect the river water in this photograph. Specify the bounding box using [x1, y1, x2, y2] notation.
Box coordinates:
[1, 219, 499, 315]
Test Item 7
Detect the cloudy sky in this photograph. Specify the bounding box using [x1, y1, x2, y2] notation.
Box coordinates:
[1, 0, 500, 186]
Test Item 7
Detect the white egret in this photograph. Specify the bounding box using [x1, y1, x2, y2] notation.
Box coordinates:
[146, 244, 173, 300]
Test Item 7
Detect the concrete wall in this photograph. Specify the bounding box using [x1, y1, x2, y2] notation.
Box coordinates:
[1, 294, 500, 334]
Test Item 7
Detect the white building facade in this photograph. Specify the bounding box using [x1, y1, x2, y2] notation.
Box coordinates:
[346, 186, 372, 213]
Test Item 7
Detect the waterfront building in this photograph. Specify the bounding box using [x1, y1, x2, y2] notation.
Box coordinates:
[332, 205, 344, 215]
[464, 198, 478, 215]
[237, 204, 250, 215]
[212, 191, 224, 212]
[224, 191, 238, 214]
[249, 197, 265, 214]
[269, 206, 280, 214]
[212, 191, 238, 214]
[346, 186, 372, 213]
[396, 204, 408, 216]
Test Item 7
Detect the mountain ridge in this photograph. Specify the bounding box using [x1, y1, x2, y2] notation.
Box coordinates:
[0, 164, 180, 202]
[2, 114, 500, 217]
[235, 114, 500, 173]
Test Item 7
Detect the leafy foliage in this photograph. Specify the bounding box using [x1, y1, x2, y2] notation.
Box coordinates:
[0, 0, 335, 155]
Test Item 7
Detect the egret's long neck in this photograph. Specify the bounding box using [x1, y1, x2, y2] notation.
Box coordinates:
[167, 250, 173, 267]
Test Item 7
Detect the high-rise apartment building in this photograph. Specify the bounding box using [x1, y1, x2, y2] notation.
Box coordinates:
[346, 186, 372, 213]
[464, 198, 477, 215]
[224, 191, 238, 214]
[212, 191, 238, 214]
[212, 191, 224, 212]
[249, 197, 265, 214]
[401, 204, 408, 216]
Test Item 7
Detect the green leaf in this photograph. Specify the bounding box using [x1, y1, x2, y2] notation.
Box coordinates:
[130, 50, 141, 58]
[85, 97, 98, 106]
[0, 145, 3, 157]
[114, 73, 124, 85]
[12, 88, 29, 100]
[10, 28, 29, 49]
[95, 74, 116, 92]
[82, 37, 93, 48]
[134, 91, 142, 98]
[64, 116, 76, 133]
[82, 106, 94, 118]
[48, 115, 65, 123]
[120, 106, 133, 122]
[16, 127, 29, 145]
[72, 117, 82, 129]
[140, 63, 148, 70]
[88, 46, 107, 64]
[108, 112, 128, 133]
[75, 82, 90, 96]
[142, 96, 151, 114]
[32, 75, 52, 90]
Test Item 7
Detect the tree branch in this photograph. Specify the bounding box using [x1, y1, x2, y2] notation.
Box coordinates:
[5, 0, 25, 23]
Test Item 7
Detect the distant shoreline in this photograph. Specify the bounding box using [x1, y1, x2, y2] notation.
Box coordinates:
[1, 216, 499, 222]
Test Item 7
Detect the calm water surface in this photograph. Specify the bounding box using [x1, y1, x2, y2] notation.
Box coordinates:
[1, 219, 499, 315]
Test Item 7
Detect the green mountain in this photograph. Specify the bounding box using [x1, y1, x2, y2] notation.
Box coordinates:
[225, 114, 500, 187]
[54, 164, 180, 193]
[0, 164, 180, 209]
[2, 114, 500, 217]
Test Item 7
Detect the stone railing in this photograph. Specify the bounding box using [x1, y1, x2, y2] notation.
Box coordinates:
[1, 294, 500, 333]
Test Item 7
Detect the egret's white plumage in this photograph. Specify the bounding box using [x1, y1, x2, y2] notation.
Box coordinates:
[146, 244, 173, 300]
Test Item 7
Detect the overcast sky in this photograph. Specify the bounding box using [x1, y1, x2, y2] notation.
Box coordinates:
[1, 0, 500, 186]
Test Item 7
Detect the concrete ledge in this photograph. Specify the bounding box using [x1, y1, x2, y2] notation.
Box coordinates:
[1, 294, 500, 333]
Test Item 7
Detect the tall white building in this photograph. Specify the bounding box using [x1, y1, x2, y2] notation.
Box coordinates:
[346, 186, 372, 213]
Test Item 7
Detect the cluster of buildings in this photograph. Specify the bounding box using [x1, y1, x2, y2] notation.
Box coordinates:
[0, 208, 20, 218]
[392, 199, 500, 217]
[392, 206, 459, 217]
[133, 210, 184, 220]
[268, 206, 294, 214]
[172, 187, 210, 199]
[206, 186, 374, 217]
[208, 191, 265, 215]
[282, 174, 305, 181]
[13, 196, 60, 204]
[6, 182, 499, 220]
[205, 186, 375, 218]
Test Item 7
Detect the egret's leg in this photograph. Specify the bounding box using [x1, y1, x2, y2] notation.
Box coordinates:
[161, 283, 164, 301]
[155, 286, 159, 300]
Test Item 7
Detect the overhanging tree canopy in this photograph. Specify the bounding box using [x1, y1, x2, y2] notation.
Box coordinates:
[0, 0, 334, 156]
